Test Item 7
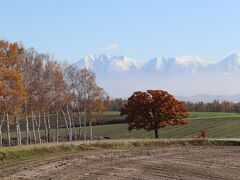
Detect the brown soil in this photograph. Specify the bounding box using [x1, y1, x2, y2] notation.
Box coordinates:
[1, 146, 240, 180]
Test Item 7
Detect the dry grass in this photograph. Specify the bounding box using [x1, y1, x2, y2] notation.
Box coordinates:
[1, 139, 240, 161]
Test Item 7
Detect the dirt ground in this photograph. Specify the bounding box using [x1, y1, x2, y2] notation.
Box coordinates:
[1, 146, 240, 180]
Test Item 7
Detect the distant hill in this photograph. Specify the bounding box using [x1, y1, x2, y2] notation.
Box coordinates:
[177, 94, 240, 103]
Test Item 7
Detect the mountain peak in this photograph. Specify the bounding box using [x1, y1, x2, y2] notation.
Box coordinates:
[173, 55, 213, 66]
[73, 53, 240, 97]
[217, 53, 240, 66]
[75, 53, 141, 73]
[224, 53, 240, 64]
[74, 52, 240, 74]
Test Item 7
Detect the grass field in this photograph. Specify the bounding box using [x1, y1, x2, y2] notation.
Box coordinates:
[87, 112, 240, 139]
[187, 112, 240, 119]
[2, 112, 240, 141]
[102, 111, 240, 118]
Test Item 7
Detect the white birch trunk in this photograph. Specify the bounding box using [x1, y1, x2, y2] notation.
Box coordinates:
[18, 120, 22, 146]
[0, 114, 5, 147]
[66, 106, 72, 141]
[33, 112, 41, 143]
[78, 112, 82, 141]
[15, 117, 22, 146]
[56, 112, 59, 142]
[47, 111, 51, 142]
[25, 115, 29, 145]
[84, 110, 87, 141]
[90, 122, 93, 140]
[62, 109, 70, 141]
[43, 111, 48, 142]
[0, 127, 2, 147]
[16, 117, 19, 146]
[31, 111, 37, 144]
[84, 117, 87, 141]
[37, 112, 42, 143]
[72, 118, 77, 141]
[6, 112, 11, 146]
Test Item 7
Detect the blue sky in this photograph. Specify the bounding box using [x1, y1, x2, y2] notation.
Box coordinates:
[1, 0, 240, 62]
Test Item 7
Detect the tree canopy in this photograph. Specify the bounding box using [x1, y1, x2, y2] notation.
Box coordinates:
[120, 90, 189, 138]
[0, 39, 109, 146]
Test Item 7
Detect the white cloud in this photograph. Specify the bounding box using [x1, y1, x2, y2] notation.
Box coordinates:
[102, 43, 120, 52]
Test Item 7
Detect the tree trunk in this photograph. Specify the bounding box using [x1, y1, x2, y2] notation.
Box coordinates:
[18, 119, 22, 146]
[154, 128, 159, 139]
[84, 119, 87, 141]
[72, 119, 77, 141]
[78, 111, 82, 141]
[43, 111, 48, 142]
[56, 112, 59, 142]
[89, 122, 92, 140]
[34, 112, 42, 143]
[0, 114, 5, 147]
[25, 115, 29, 145]
[66, 106, 72, 141]
[6, 112, 11, 146]
[31, 111, 37, 144]
[84, 111, 87, 141]
[16, 117, 19, 146]
[47, 111, 51, 142]
[62, 109, 70, 141]
[0, 126, 2, 147]
[15, 116, 22, 146]
[70, 113, 76, 141]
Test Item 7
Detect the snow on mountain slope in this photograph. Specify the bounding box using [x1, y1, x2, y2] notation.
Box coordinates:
[75, 54, 142, 73]
[206, 53, 240, 75]
[153, 55, 212, 73]
[74, 53, 240, 75]
[73, 53, 240, 97]
[75, 54, 214, 74]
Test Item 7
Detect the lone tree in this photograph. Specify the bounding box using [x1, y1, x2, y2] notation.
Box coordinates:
[120, 90, 189, 138]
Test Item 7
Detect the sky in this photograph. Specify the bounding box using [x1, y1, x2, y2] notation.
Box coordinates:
[1, 0, 240, 63]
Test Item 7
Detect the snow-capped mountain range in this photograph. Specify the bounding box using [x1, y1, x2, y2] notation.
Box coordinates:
[75, 53, 240, 75]
[75, 54, 142, 73]
[74, 53, 240, 98]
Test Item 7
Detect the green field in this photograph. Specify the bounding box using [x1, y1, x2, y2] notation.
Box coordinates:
[87, 112, 240, 139]
[187, 112, 240, 119]
[3, 112, 240, 140]
[102, 111, 240, 118]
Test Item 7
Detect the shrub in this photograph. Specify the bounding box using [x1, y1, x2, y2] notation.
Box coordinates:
[198, 129, 207, 140]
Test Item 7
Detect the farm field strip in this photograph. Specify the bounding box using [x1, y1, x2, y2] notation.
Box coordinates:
[1, 112, 240, 141]
[1, 145, 240, 179]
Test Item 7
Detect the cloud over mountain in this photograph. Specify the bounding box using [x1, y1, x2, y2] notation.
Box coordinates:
[102, 43, 120, 51]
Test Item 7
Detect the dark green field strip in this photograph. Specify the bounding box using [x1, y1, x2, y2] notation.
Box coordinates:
[187, 112, 240, 118]
[187, 115, 240, 120]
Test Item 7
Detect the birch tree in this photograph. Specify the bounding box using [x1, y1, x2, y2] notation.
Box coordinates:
[0, 113, 5, 147]
[78, 68, 109, 140]
[0, 40, 26, 146]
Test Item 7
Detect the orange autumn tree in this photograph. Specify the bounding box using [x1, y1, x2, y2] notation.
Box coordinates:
[120, 90, 189, 138]
[0, 40, 26, 146]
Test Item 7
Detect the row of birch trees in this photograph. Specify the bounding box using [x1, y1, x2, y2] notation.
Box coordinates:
[0, 40, 109, 147]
